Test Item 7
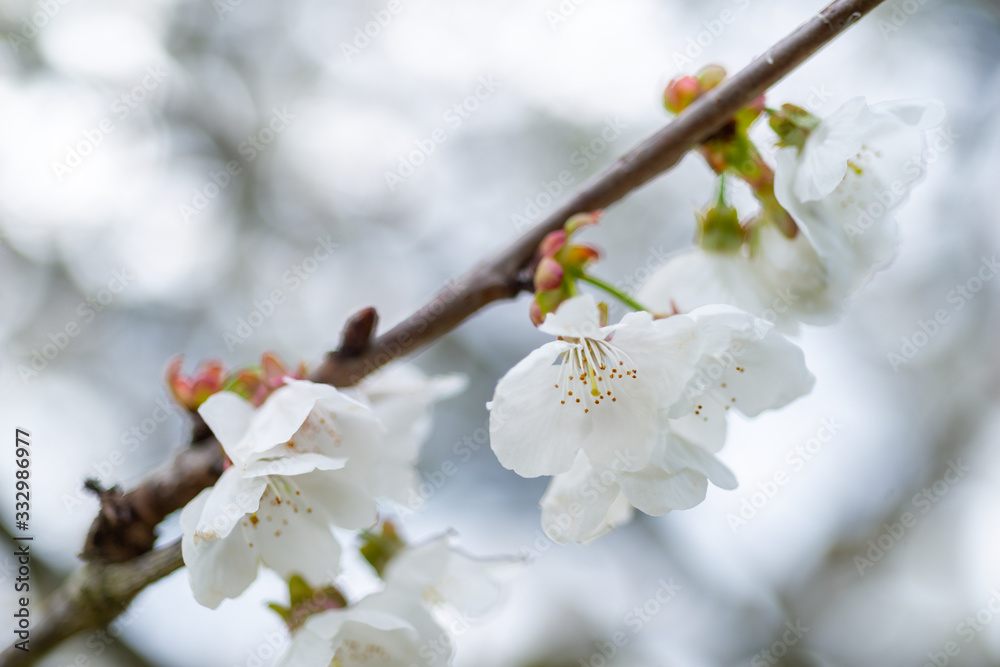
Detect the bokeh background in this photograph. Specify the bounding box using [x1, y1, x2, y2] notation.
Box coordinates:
[1, 0, 999, 664]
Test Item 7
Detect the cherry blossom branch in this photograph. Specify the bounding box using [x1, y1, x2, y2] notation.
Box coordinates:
[311, 0, 887, 387]
[4, 1, 887, 664]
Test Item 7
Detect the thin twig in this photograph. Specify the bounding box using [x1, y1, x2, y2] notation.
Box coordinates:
[0, 541, 184, 667]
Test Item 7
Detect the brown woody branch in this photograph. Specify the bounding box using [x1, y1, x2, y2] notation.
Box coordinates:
[2, 1, 887, 664]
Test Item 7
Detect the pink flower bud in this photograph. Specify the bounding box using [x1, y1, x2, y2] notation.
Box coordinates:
[167, 357, 227, 410]
[539, 230, 567, 258]
[697, 64, 727, 91]
[664, 76, 701, 114]
[166, 357, 193, 407]
[564, 210, 602, 235]
[191, 361, 225, 406]
[261, 352, 288, 386]
[529, 300, 545, 326]
[534, 257, 565, 292]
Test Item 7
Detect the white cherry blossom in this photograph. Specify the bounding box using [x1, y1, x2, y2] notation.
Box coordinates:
[181, 371, 467, 609]
[181, 381, 387, 608]
[635, 228, 810, 330]
[488, 295, 712, 478]
[639, 98, 945, 329]
[381, 533, 511, 620]
[278, 573, 454, 667]
[772, 96, 946, 310]
[278, 533, 511, 666]
[506, 301, 815, 544]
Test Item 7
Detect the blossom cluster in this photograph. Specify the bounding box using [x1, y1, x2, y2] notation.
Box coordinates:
[488, 71, 944, 543]
[176, 359, 513, 664]
[174, 67, 945, 664]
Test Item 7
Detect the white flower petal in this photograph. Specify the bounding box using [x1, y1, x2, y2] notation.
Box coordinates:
[306, 607, 414, 639]
[540, 452, 623, 544]
[721, 327, 815, 417]
[680, 308, 814, 419]
[187, 467, 267, 541]
[241, 452, 347, 478]
[750, 224, 836, 327]
[793, 96, 873, 202]
[197, 391, 256, 453]
[873, 99, 946, 129]
[226, 382, 330, 460]
[579, 379, 660, 471]
[383, 535, 452, 595]
[431, 549, 510, 619]
[276, 394, 385, 462]
[636, 248, 773, 321]
[358, 365, 467, 462]
[617, 467, 708, 514]
[180, 489, 260, 609]
[277, 627, 335, 667]
[667, 403, 728, 454]
[657, 436, 738, 490]
[290, 467, 379, 530]
[233, 380, 379, 462]
[489, 340, 587, 477]
[248, 488, 343, 585]
[538, 294, 603, 338]
[296, 609, 423, 667]
[299, 592, 453, 667]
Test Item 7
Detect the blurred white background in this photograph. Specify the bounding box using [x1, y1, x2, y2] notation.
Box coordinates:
[1, 0, 999, 664]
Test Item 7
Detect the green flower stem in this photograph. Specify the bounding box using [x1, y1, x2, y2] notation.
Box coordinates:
[579, 273, 649, 312]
